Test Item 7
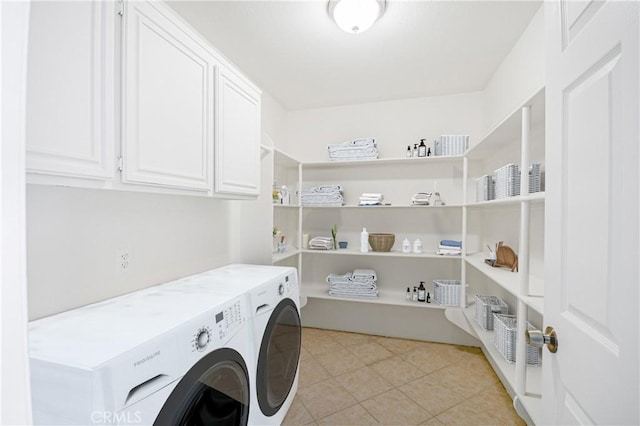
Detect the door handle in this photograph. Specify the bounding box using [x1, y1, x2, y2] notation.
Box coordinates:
[526, 326, 558, 353]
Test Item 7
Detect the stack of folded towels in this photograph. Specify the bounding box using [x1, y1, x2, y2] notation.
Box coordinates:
[308, 237, 333, 250]
[436, 240, 462, 255]
[358, 193, 384, 206]
[299, 184, 344, 207]
[327, 138, 378, 162]
[326, 269, 378, 299]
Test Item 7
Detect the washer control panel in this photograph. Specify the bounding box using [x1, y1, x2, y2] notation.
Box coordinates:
[190, 299, 244, 353]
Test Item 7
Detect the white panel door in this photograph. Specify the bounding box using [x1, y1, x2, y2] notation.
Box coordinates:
[122, 1, 214, 192]
[215, 66, 261, 196]
[25, 0, 115, 181]
[544, 1, 638, 424]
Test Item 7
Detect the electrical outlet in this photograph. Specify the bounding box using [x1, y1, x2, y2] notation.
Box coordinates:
[117, 250, 130, 273]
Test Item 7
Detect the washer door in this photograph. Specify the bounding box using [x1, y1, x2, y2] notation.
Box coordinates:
[154, 348, 249, 426]
[257, 298, 301, 417]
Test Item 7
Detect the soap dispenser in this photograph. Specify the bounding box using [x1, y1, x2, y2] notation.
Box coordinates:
[360, 228, 369, 253]
[418, 139, 427, 157]
[418, 282, 426, 302]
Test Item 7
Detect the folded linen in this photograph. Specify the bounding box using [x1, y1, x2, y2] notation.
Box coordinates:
[440, 240, 462, 248]
[300, 185, 343, 194]
[358, 201, 383, 206]
[436, 248, 461, 256]
[328, 289, 379, 298]
[328, 147, 378, 157]
[309, 237, 333, 250]
[326, 272, 353, 284]
[327, 138, 376, 150]
[352, 269, 377, 281]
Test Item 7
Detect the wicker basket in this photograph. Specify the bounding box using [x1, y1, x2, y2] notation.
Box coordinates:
[475, 295, 508, 330]
[368, 233, 395, 252]
[433, 280, 461, 306]
[492, 314, 541, 365]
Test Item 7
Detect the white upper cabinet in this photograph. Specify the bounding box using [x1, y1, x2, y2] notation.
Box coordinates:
[26, 1, 115, 182]
[121, 1, 215, 192]
[215, 65, 261, 196]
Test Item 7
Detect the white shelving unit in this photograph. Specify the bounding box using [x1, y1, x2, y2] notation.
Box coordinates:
[454, 87, 545, 425]
[270, 88, 545, 424]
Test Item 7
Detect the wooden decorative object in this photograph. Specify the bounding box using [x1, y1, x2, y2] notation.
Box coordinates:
[485, 241, 519, 272]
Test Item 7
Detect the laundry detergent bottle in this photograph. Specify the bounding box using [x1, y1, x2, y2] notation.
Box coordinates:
[360, 228, 369, 253]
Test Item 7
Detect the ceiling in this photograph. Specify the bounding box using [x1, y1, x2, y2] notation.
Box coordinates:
[168, 0, 542, 111]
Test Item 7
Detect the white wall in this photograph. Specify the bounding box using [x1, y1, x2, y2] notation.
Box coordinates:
[285, 92, 486, 162]
[482, 4, 545, 133]
[26, 186, 232, 320]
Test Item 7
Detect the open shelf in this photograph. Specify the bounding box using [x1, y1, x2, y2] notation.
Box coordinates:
[303, 154, 465, 169]
[302, 281, 448, 310]
[453, 305, 542, 399]
[301, 204, 464, 209]
[302, 248, 462, 260]
[272, 249, 300, 263]
[466, 192, 545, 208]
[273, 203, 300, 209]
[465, 253, 544, 315]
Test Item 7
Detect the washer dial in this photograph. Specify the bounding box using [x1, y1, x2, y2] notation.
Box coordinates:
[195, 328, 210, 351]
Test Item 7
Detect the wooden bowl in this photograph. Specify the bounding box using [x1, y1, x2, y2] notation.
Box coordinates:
[368, 233, 395, 252]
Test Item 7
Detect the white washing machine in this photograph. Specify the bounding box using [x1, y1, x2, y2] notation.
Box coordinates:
[186, 264, 302, 425]
[29, 272, 255, 425]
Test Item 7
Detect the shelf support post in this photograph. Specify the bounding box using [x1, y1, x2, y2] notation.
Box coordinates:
[516, 105, 531, 396]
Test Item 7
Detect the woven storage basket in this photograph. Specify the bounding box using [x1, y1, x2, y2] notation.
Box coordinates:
[492, 314, 541, 365]
[475, 295, 508, 330]
[368, 233, 395, 252]
[433, 280, 461, 306]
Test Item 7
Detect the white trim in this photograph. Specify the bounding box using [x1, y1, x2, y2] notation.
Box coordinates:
[1, 1, 32, 423]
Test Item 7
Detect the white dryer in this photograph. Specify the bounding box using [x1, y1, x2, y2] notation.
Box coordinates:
[29, 272, 255, 425]
[245, 266, 301, 426]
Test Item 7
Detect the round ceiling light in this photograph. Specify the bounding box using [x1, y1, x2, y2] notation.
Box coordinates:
[328, 0, 386, 35]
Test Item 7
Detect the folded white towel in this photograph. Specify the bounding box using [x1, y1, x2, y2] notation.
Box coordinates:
[436, 248, 461, 255]
[326, 272, 353, 284]
[328, 289, 379, 299]
[352, 269, 377, 281]
[309, 237, 333, 250]
[300, 185, 343, 194]
[361, 193, 383, 199]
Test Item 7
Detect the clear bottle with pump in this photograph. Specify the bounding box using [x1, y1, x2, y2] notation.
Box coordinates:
[418, 282, 426, 302]
[360, 228, 369, 253]
[418, 139, 427, 157]
[413, 144, 418, 157]
[412, 286, 418, 301]
[406, 145, 412, 158]
[406, 287, 412, 301]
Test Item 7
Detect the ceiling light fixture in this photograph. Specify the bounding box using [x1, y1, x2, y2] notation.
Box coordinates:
[328, 0, 386, 35]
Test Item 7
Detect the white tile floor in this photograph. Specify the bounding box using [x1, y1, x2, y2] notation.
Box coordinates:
[283, 327, 525, 425]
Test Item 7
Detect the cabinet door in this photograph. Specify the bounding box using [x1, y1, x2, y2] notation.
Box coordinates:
[215, 66, 261, 196]
[122, 1, 214, 192]
[26, 1, 115, 181]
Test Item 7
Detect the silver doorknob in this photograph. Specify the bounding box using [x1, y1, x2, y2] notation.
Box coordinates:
[526, 326, 558, 353]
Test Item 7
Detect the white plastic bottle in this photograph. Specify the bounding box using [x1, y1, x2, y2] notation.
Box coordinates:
[360, 228, 369, 253]
[413, 238, 422, 254]
[402, 238, 411, 253]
